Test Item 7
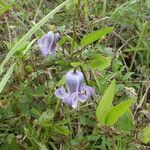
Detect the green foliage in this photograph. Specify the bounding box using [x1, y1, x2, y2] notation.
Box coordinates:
[39, 109, 54, 127]
[80, 27, 113, 46]
[96, 80, 116, 125]
[96, 80, 135, 126]
[0, 0, 149, 149]
[0, 0, 15, 16]
[0, 63, 15, 94]
[105, 99, 135, 126]
[140, 125, 150, 144]
[89, 54, 111, 71]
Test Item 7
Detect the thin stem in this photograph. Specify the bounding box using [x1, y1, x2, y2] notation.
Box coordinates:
[73, 66, 79, 74]
[79, 66, 89, 86]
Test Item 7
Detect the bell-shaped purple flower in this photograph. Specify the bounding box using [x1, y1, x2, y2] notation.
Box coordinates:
[38, 31, 61, 56]
[55, 70, 94, 108]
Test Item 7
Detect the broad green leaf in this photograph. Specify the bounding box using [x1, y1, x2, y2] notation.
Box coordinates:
[0, 63, 15, 94]
[80, 27, 113, 46]
[0, 0, 69, 75]
[89, 54, 111, 71]
[96, 80, 116, 125]
[105, 99, 135, 126]
[141, 125, 150, 144]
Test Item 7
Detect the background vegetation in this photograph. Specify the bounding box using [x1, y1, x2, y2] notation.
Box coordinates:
[0, 0, 150, 149]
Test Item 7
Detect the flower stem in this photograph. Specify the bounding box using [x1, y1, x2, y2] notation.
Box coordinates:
[79, 66, 98, 105]
[73, 66, 79, 74]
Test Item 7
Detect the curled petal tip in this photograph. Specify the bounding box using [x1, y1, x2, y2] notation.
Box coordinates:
[55, 87, 68, 99]
[79, 85, 94, 103]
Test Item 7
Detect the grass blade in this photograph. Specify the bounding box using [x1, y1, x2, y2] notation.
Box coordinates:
[0, 63, 15, 94]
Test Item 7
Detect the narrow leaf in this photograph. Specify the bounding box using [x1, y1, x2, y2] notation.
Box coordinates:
[80, 27, 113, 46]
[0, 63, 15, 94]
[96, 80, 116, 125]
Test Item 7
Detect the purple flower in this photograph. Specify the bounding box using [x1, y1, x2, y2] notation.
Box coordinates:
[55, 70, 94, 108]
[38, 31, 61, 56]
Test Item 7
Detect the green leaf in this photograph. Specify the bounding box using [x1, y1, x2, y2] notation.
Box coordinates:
[80, 116, 96, 126]
[116, 111, 133, 132]
[141, 125, 150, 144]
[70, 62, 86, 70]
[58, 35, 78, 48]
[80, 27, 113, 46]
[54, 125, 70, 136]
[0, 2, 15, 16]
[0, 63, 15, 94]
[89, 54, 111, 71]
[39, 109, 54, 127]
[0, 0, 69, 75]
[96, 80, 116, 125]
[30, 107, 41, 118]
[105, 99, 135, 126]
[7, 134, 21, 150]
[56, 75, 66, 86]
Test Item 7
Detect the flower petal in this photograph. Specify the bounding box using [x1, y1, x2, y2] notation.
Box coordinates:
[55, 87, 68, 99]
[47, 31, 55, 54]
[50, 41, 57, 54]
[66, 70, 83, 94]
[38, 31, 56, 56]
[38, 35, 49, 56]
[78, 85, 94, 103]
[63, 92, 78, 108]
